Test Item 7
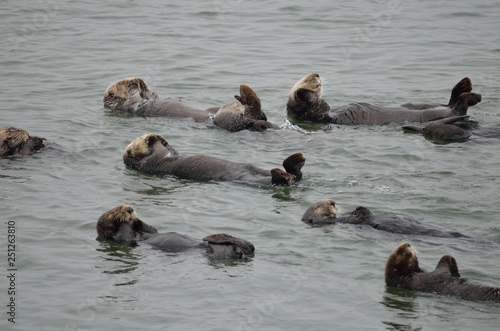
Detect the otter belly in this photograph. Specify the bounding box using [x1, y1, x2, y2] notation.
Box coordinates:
[136, 98, 213, 122]
[154, 155, 273, 185]
[330, 103, 453, 125]
[365, 214, 467, 238]
[142, 232, 201, 252]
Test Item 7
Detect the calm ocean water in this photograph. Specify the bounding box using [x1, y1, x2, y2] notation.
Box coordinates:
[1, 0, 500, 330]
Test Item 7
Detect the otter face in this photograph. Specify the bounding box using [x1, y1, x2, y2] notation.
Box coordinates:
[385, 243, 422, 286]
[123, 133, 176, 170]
[0, 127, 45, 156]
[301, 199, 338, 224]
[124, 133, 170, 158]
[103, 77, 158, 110]
[289, 73, 323, 101]
[96, 205, 158, 245]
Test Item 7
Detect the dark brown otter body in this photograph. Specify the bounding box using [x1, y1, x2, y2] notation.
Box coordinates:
[385, 243, 500, 303]
[287, 74, 482, 125]
[0, 127, 45, 156]
[97, 206, 255, 259]
[123, 133, 305, 186]
[404, 116, 500, 143]
[302, 200, 467, 238]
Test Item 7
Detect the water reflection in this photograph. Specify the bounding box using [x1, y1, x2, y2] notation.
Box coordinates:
[96, 238, 141, 275]
[381, 286, 420, 330]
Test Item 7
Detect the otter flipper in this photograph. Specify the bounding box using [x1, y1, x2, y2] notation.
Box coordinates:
[271, 168, 296, 185]
[282, 152, 306, 180]
[435, 255, 461, 278]
[238, 84, 266, 121]
[203, 233, 255, 259]
[448, 77, 473, 108]
[452, 92, 482, 115]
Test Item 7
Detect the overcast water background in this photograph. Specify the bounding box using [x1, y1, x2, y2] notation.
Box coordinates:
[1, 0, 500, 330]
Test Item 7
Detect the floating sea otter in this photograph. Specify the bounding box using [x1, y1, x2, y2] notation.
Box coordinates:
[97, 205, 255, 259]
[103, 78, 273, 131]
[123, 133, 305, 186]
[0, 127, 45, 156]
[403, 116, 500, 143]
[287, 74, 482, 125]
[385, 243, 500, 303]
[302, 200, 467, 238]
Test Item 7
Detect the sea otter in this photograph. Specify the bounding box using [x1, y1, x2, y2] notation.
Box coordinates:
[403, 116, 500, 143]
[0, 127, 45, 156]
[286, 74, 482, 125]
[213, 84, 279, 132]
[103, 78, 273, 132]
[301, 200, 467, 238]
[97, 205, 255, 259]
[123, 133, 305, 186]
[385, 243, 500, 303]
[103, 77, 218, 122]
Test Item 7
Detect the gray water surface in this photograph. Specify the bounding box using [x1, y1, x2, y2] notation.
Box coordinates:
[1, 0, 500, 330]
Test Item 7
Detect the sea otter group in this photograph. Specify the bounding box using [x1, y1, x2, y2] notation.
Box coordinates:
[2, 74, 499, 304]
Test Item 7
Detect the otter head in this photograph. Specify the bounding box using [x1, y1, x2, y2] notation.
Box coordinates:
[123, 133, 177, 170]
[287, 74, 331, 122]
[0, 127, 45, 156]
[103, 77, 158, 111]
[96, 205, 158, 246]
[301, 200, 339, 224]
[289, 73, 323, 101]
[385, 243, 422, 287]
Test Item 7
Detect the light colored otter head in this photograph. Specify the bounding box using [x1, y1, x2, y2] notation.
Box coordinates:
[301, 199, 338, 224]
[123, 133, 177, 170]
[289, 73, 323, 101]
[97, 205, 158, 245]
[103, 77, 158, 111]
[0, 127, 45, 156]
[385, 243, 421, 286]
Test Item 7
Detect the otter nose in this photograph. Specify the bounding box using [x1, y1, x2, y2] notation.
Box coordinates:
[127, 207, 134, 214]
[314, 73, 320, 78]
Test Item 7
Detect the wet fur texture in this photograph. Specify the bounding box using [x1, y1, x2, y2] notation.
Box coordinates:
[97, 206, 254, 259]
[123, 133, 305, 186]
[385, 243, 500, 303]
[214, 85, 278, 132]
[0, 127, 45, 156]
[302, 200, 467, 238]
[287, 74, 482, 125]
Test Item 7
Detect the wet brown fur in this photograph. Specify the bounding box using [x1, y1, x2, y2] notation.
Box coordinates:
[96, 205, 141, 240]
[0, 127, 45, 156]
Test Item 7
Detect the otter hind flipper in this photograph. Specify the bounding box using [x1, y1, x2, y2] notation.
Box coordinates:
[271, 168, 296, 185]
[436, 255, 461, 278]
[448, 77, 473, 108]
[282, 152, 306, 180]
[203, 233, 255, 259]
[452, 92, 482, 115]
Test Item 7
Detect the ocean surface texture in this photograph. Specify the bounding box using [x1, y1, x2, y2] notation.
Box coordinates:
[1, 0, 500, 330]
